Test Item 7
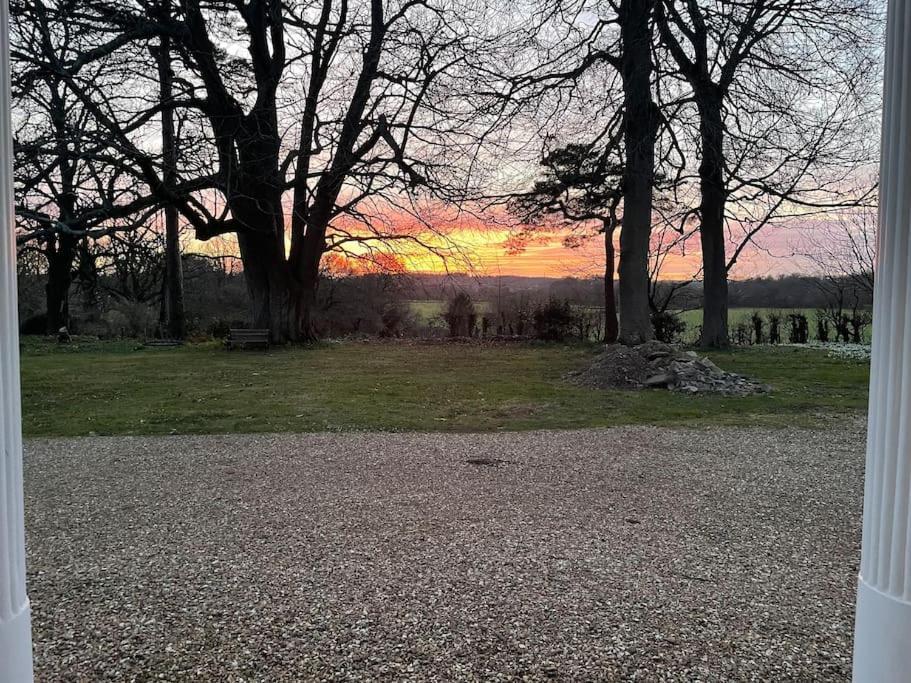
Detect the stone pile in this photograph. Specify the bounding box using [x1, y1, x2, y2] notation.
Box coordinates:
[568, 341, 771, 396]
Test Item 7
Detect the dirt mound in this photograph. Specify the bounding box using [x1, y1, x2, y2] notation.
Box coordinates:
[568, 342, 770, 396]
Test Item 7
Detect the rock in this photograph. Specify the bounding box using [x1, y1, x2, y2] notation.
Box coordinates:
[638, 340, 674, 357]
[644, 373, 674, 387]
[696, 357, 723, 374]
[568, 342, 770, 396]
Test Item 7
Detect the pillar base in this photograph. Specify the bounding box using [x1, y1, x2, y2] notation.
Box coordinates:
[0, 601, 33, 682]
[853, 578, 911, 681]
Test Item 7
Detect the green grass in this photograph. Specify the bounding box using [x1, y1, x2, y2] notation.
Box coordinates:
[407, 299, 491, 324]
[18, 337, 869, 438]
[679, 307, 873, 343]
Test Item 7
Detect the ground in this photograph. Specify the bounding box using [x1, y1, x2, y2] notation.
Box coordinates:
[26, 422, 863, 681]
[20, 339, 869, 436]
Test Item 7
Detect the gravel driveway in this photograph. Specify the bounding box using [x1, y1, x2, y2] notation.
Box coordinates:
[24, 421, 865, 681]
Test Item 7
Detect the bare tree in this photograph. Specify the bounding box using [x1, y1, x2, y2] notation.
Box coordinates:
[468, 0, 665, 344]
[803, 202, 876, 343]
[804, 203, 876, 297]
[151, 0, 185, 339]
[655, 0, 881, 347]
[23, 0, 497, 342]
[616, 0, 659, 343]
[12, 0, 159, 333]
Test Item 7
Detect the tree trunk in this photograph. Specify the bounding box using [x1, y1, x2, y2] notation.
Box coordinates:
[44, 234, 75, 333]
[292, 229, 326, 342]
[617, 0, 657, 345]
[237, 228, 296, 342]
[76, 238, 98, 309]
[697, 89, 729, 348]
[604, 226, 619, 344]
[156, 7, 185, 340]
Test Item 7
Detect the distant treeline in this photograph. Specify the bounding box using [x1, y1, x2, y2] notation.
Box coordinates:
[17, 255, 872, 342]
[379, 273, 873, 312]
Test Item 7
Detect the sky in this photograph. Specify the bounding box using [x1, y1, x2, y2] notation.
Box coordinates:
[187, 204, 846, 281]
[358, 223, 818, 280]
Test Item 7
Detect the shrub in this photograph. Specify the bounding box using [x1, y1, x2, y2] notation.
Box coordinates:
[379, 303, 415, 338]
[19, 313, 47, 336]
[651, 310, 687, 344]
[100, 302, 157, 338]
[207, 318, 245, 339]
[849, 310, 872, 343]
[443, 292, 477, 337]
[750, 311, 765, 344]
[788, 313, 809, 344]
[768, 311, 782, 344]
[533, 299, 575, 341]
[815, 310, 830, 342]
[732, 318, 752, 346]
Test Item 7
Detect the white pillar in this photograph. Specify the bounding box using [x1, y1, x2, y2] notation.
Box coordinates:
[852, 0, 911, 678]
[0, 0, 34, 679]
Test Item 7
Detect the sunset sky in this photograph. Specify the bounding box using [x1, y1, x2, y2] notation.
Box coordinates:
[343, 223, 818, 280]
[188, 208, 835, 281]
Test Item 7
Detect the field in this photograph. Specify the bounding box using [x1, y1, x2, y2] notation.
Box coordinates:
[409, 300, 872, 343]
[678, 307, 873, 343]
[407, 299, 490, 325]
[19, 337, 869, 437]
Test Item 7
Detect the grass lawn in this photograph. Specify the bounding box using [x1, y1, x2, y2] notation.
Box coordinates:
[18, 337, 869, 438]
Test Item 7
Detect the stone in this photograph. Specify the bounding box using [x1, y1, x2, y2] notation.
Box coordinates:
[644, 373, 674, 387]
[568, 343, 770, 396]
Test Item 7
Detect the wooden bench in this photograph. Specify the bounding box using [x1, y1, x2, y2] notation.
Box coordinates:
[225, 328, 270, 350]
[144, 339, 184, 348]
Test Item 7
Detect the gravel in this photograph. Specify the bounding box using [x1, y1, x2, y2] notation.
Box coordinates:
[24, 421, 865, 681]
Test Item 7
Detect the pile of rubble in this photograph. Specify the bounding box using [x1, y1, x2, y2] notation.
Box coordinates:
[568, 341, 771, 396]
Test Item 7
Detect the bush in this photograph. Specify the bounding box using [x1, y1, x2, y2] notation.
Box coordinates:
[19, 313, 47, 336]
[651, 310, 686, 344]
[443, 292, 477, 337]
[379, 303, 415, 338]
[750, 311, 765, 344]
[815, 310, 830, 343]
[207, 318, 246, 339]
[97, 302, 157, 338]
[849, 311, 872, 343]
[768, 311, 782, 344]
[533, 299, 576, 341]
[788, 313, 809, 344]
[732, 318, 752, 346]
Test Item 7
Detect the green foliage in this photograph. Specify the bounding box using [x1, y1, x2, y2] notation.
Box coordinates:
[443, 292, 477, 337]
[651, 310, 687, 343]
[20, 340, 869, 437]
[512, 144, 624, 225]
[532, 300, 576, 341]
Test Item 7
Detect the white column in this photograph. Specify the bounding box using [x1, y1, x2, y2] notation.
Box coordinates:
[0, 0, 34, 680]
[853, 0, 911, 678]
